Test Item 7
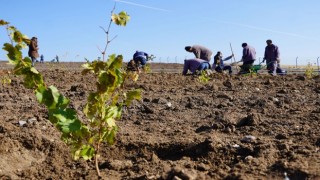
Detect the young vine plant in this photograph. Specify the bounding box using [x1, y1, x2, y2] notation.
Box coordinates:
[1, 7, 140, 177]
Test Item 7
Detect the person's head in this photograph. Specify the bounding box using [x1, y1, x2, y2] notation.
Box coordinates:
[216, 51, 222, 56]
[266, 39, 272, 45]
[185, 46, 192, 52]
[241, 43, 247, 48]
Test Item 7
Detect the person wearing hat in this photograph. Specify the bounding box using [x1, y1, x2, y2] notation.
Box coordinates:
[263, 39, 280, 76]
[185, 45, 213, 62]
[28, 37, 39, 67]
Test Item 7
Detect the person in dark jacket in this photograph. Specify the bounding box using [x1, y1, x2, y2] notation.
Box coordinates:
[40, 54, 44, 63]
[239, 43, 256, 74]
[212, 51, 233, 74]
[185, 45, 213, 62]
[263, 39, 280, 75]
[133, 50, 148, 72]
[28, 37, 39, 67]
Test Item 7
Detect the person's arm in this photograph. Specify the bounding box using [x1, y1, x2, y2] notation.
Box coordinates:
[223, 55, 233, 61]
[144, 52, 149, 60]
[263, 47, 267, 62]
[242, 48, 247, 60]
[275, 46, 280, 59]
[193, 49, 201, 59]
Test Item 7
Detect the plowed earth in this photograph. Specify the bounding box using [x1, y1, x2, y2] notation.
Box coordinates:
[0, 62, 320, 180]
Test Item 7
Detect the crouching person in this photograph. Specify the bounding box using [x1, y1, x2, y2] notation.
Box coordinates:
[213, 51, 233, 75]
[133, 50, 149, 73]
[182, 58, 211, 75]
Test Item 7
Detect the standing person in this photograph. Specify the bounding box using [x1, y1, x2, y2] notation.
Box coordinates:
[40, 54, 44, 63]
[182, 58, 210, 75]
[263, 39, 280, 76]
[55, 55, 59, 63]
[28, 37, 39, 67]
[239, 43, 256, 74]
[133, 50, 149, 73]
[185, 45, 213, 62]
[213, 51, 233, 75]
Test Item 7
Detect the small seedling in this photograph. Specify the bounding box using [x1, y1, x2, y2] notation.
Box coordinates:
[305, 63, 316, 79]
[198, 70, 211, 84]
[1, 5, 140, 177]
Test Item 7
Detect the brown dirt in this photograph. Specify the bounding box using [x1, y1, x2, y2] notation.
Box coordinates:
[0, 62, 320, 180]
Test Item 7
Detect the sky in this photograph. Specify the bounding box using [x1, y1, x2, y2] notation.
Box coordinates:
[1, 0, 320, 65]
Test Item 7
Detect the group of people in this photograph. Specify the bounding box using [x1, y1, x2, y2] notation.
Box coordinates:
[28, 36, 280, 76]
[28, 37, 60, 65]
[182, 39, 281, 76]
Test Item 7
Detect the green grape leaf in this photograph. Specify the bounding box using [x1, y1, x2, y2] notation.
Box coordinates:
[22, 70, 44, 89]
[0, 19, 9, 25]
[30, 67, 39, 74]
[49, 108, 81, 132]
[107, 54, 123, 70]
[83, 92, 100, 119]
[105, 106, 120, 120]
[82, 60, 107, 75]
[13, 31, 25, 44]
[97, 71, 116, 92]
[125, 89, 142, 106]
[37, 86, 69, 109]
[104, 127, 118, 145]
[111, 11, 130, 26]
[58, 118, 82, 133]
[35, 85, 47, 103]
[79, 145, 95, 160]
[106, 54, 116, 68]
[3, 43, 23, 62]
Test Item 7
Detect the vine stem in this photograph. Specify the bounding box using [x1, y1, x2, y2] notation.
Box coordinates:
[99, 3, 117, 61]
[95, 143, 101, 177]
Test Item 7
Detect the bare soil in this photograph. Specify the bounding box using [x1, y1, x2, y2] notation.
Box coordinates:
[0, 62, 320, 180]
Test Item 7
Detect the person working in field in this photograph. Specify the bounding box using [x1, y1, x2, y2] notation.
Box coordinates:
[185, 45, 213, 62]
[55, 55, 59, 63]
[239, 43, 256, 74]
[40, 54, 44, 63]
[212, 51, 234, 75]
[182, 58, 211, 75]
[28, 37, 39, 67]
[132, 50, 149, 73]
[262, 39, 280, 76]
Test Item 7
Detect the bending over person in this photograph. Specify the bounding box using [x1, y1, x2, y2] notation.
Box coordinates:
[184, 45, 213, 62]
[182, 58, 211, 75]
[239, 43, 256, 74]
[133, 50, 149, 72]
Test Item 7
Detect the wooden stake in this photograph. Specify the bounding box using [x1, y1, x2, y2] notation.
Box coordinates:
[229, 43, 239, 72]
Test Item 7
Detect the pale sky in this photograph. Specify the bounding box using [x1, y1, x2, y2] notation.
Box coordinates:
[1, 0, 320, 65]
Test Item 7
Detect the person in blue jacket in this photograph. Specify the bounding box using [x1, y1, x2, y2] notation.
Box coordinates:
[212, 51, 233, 74]
[133, 50, 149, 72]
